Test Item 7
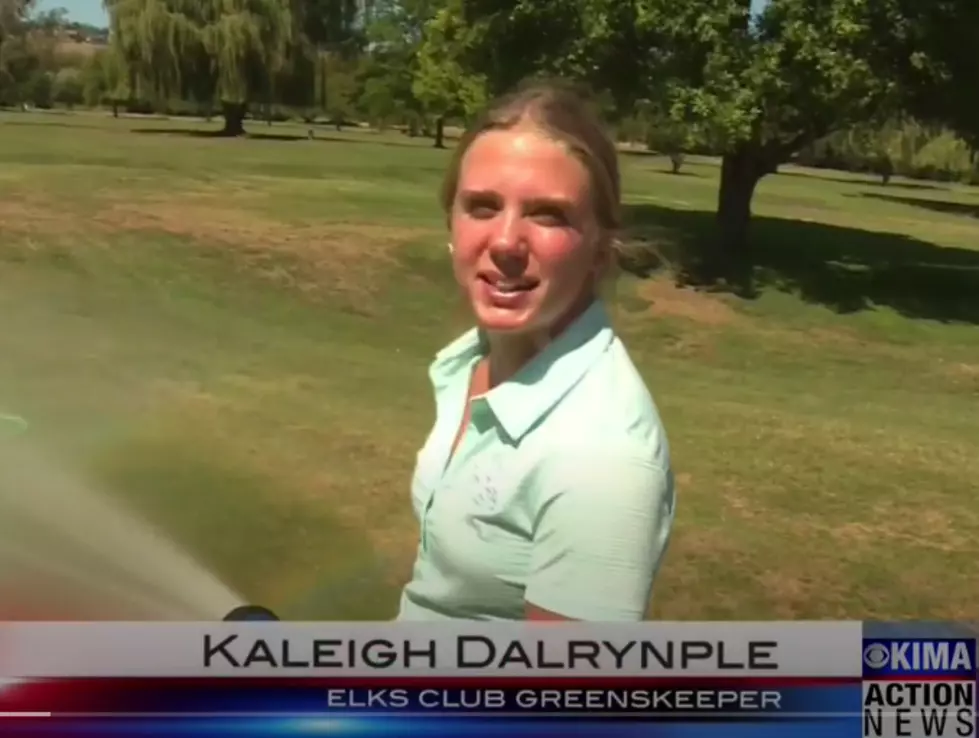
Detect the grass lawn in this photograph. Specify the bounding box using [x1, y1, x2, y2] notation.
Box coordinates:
[1, 110, 978, 620]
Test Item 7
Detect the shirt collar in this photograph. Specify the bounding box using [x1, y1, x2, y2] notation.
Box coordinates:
[430, 300, 614, 442]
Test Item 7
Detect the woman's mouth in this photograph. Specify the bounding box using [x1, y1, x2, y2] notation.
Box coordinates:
[478, 274, 540, 293]
[476, 274, 540, 308]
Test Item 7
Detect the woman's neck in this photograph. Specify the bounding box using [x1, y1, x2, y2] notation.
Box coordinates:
[483, 334, 544, 388]
[483, 294, 596, 388]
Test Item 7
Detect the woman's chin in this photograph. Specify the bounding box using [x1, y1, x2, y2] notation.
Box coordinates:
[473, 304, 537, 334]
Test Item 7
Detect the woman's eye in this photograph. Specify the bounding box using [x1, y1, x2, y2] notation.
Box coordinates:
[531, 208, 569, 226]
[460, 194, 501, 218]
[471, 206, 496, 218]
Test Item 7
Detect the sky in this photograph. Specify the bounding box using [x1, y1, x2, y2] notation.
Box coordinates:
[39, 0, 107, 26]
[45, 0, 771, 30]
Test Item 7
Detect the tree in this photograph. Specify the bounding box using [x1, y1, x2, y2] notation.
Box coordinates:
[644, 105, 700, 174]
[52, 66, 83, 108]
[451, 0, 905, 287]
[0, 34, 38, 106]
[0, 0, 40, 105]
[268, 32, 316, 119]
[367, 0, 434, 58]
[104, 0, 299, 136]
[81, 52, 105, 107]
[363, 0, 439, 138]
[0, 0, 36, 61]
[412, 0, 486, 147]
[301, 0, 361, 51]
[634, 0, 895, 285]
[320, 51, 357, 127]
[869, 0, 979, 153]
[22, 67, 49, 106]
[457, 0, 652, 106]
[287, 0, 361, 121]
[357, 51, 415, 130]
[82, 47, 130, 116]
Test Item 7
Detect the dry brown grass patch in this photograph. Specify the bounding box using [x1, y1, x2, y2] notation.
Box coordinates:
[950, 362, 979, 378]
[651, 526, 750, 617]
[7, 190, 437, 301]
[825, 505, 971, 554]
[940, 361, 979, 389]
[0, 198, 79, 235]
[799, 326, 866, 348]
[895, 569, 976, 620]
[755, 570, 821, 618]
[2, 191, 436, 301]
[661, 332, 718, 360]
[636, 277, 741, 326]
[720, 487, 759, 522]
[95, 199, 424, 255]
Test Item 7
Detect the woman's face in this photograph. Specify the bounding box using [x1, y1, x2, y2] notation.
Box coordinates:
[449, 126, 603, 337]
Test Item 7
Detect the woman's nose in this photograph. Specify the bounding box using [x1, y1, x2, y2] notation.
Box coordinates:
[488, 211, 528, 258]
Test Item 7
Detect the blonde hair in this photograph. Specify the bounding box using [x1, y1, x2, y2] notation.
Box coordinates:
[441, 79, 622, 238]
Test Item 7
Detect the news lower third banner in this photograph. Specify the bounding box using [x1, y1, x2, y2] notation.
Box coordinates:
[0, 621, 974, 738]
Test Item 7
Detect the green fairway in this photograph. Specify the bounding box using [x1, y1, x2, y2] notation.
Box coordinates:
[2, 111, 977, 620]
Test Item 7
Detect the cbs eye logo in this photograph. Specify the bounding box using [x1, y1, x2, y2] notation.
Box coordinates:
[863, 643, 890, 670]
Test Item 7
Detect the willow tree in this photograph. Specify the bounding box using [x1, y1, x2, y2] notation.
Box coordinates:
[0, 0, 41, 105]
[300, 0, 362, 118]
[104, 0, 297, 135]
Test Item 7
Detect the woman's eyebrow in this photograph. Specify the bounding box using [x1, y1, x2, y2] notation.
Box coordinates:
[522, 196, 575, 211]
[458, 188, 499, 201]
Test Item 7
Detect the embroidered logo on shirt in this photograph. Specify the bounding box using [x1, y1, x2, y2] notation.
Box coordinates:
[468, 465, 502, 513]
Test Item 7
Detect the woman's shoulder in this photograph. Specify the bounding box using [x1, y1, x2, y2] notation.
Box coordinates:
[551, 334, 669, 458]
[517, 336, 672, 511]
[524, 426, 674, 522]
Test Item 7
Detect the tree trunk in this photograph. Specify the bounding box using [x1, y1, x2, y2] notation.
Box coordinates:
[111, 102, 118, 118]
[220, 102, 247, 137]
[709, 148, 766, 291]
[879, 155, 893, 185]
[670, 152, 684, 174]
[433, 116, 445, 149]
[319, 54, 328, 117]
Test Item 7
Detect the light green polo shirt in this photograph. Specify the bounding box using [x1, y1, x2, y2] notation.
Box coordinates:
[396, 300, 675, 621]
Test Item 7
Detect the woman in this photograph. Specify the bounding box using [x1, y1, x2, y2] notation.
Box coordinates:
[397, 82, 675, 622]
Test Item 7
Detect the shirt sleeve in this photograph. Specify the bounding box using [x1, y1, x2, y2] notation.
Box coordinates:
[524, 450, 675, 621]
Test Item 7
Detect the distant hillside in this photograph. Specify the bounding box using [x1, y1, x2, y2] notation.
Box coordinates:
[23, 13, 109, 43]
[55, 39, 106, 61]
[64, 21, 109, 44]
[48, 19, 108, 63]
